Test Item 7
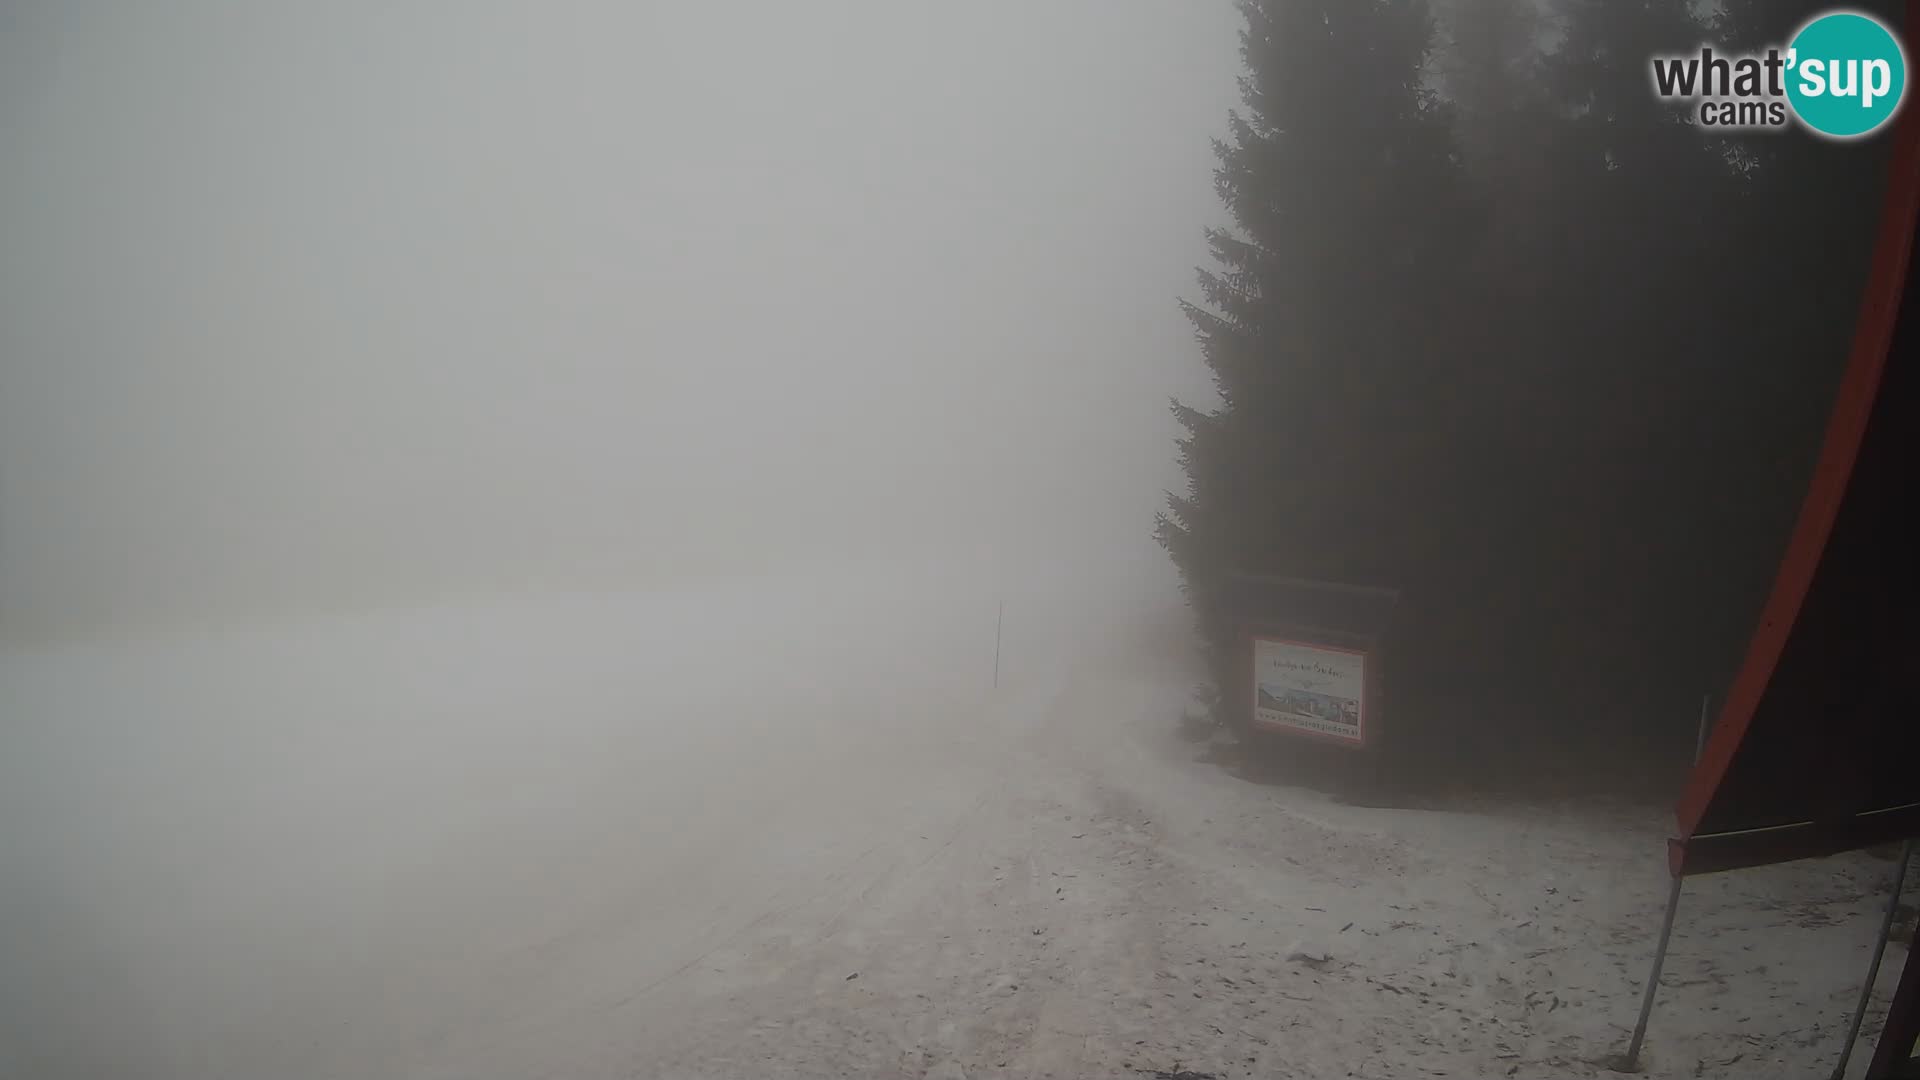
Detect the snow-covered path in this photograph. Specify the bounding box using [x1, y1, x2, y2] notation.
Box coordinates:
[1, 551, 1906, 1079]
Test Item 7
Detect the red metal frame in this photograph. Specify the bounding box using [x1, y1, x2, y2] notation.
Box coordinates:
[1673, 75, 1920, 856]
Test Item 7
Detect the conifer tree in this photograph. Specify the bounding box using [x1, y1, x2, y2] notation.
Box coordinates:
[1159, 0, 1475, 722]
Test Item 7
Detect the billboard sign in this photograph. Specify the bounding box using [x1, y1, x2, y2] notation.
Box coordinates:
[1251, 636, 1368, 747]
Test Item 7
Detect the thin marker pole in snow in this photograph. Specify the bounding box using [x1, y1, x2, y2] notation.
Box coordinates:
[993, 600, 1003, 690]
[1831, 838, 1915, 1080]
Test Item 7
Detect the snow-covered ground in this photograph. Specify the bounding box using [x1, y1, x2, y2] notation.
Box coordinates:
[0, 548, 1906, 1079]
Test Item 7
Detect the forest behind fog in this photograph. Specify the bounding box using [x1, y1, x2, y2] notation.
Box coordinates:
[1164, 0, 1901, 764]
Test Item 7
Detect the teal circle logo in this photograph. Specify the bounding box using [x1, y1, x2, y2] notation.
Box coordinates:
[1785, 10, 1908, 139]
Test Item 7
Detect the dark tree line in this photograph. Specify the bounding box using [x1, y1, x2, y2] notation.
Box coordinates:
[1160, 0, 1901, 757]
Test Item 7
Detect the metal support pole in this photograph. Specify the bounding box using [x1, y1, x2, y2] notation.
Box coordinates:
[1832, 838, 1915, 1080]
[1617, 693, 1715, 1071]
[1619, 873, 1686, 1072]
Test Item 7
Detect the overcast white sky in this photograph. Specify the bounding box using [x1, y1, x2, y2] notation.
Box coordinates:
[0, 2, 1242, 638]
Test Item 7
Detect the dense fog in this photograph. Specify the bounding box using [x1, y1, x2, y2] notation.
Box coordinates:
[0, 2, 1240, 640]
[3, 2, 1908, 1078]
[1, 6, 1246, 1078]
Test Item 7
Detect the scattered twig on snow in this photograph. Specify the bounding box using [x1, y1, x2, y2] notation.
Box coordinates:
[1138, 1058, 1220, 1080]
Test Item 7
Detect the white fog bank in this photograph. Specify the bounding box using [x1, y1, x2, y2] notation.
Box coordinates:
[0, 2, 1240, 640]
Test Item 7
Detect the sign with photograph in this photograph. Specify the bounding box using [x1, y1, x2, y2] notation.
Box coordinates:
[1251, 636, 1367, 746]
